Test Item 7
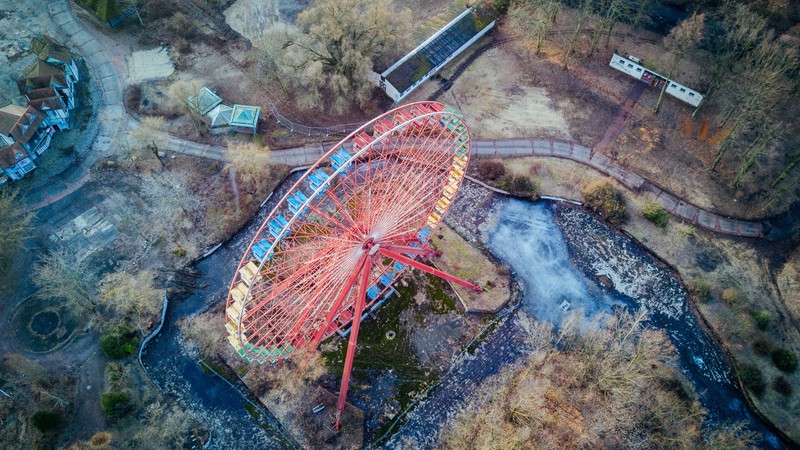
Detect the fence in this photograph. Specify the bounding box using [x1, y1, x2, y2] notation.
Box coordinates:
[270, 104, 363, 137]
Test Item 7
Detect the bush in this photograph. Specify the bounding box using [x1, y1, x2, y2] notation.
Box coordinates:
[721, 288, 741, 307]
[738, 363, 766, 396]
[476, 160, 506, 181]
[689, 279, 712, 303]
[100, 324, 139, 360]
[581, 179, 626, 226]
[752, 311, 772, 331]
[642, 201, 669, 227]
[498, 175, 540, 200]
[31, 410, 61, 433]
[100, 392, 133, 418]
[753, 336, 774, 356]
[774, 376, 793, 396]
[772, 348, 798, 373]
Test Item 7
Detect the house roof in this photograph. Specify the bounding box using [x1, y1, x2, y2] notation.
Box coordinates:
[207, 104, 233, 128]
[188, 87, 223, 116]
[0, 105, 45, 144]
[229, 104, 260, 128]
[26, 87, 66, 111]
[32, 35, 73, 64]
[18, 61, 68, 93]
[0, 142, 30, 169]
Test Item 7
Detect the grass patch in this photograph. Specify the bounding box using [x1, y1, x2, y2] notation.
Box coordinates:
[642, 201, 669, 228]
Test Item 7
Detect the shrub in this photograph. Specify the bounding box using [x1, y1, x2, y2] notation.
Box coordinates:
[689, 279, 712, 303]
[100, 324, 139, 360]
[721, 288, 741, 307]
[772, 348, 798, 373]
[642, 201, 669, 227]
[774, 376, 793, 396]
[100, 392, 133, 418]
[499, 175, 540, 200]
[90, 432, 112, 448]
[738, 363, 766, 396]
[752, 311, 772, 331]
[753, 336, 774, 356]
[31, 410, 61, 433]
[581, 179, 626, 226]
[476, 160, 506, 181]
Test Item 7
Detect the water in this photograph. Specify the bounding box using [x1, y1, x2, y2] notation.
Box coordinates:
[485, 199, 784, 449]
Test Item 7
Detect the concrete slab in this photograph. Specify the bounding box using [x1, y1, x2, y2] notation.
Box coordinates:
[572, 145, 591, 160]
[659, 194, 680, 212]
[719, 218, 738, 234]
[697, 210, 718, 230]
[738, 222, 760, 237]
[674, 201, 697, 220]
[127, 47, 175, 83]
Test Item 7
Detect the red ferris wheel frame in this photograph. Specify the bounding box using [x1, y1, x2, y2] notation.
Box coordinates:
[224, 101, 479, 429]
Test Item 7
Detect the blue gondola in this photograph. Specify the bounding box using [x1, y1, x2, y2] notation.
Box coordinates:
[287, 191, 309, 215]
[308, 169, 330, 193]
[251, 239, 274, 262]
[393, 261, 405, 272]
[379, 274, 393, 287]
[367, 285, 380, 300]
[331, 148, 352, 173]
[417, 227, 432, 243]
[268, 215, 290, 239]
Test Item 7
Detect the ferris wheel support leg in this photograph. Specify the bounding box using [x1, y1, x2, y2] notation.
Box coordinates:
[334, 259, 371, 431]
[378, 248, 483, 292]
[308, 253, 370, 352]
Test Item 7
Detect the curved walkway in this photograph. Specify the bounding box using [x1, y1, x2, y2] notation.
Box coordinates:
[23, 0, 126, 210]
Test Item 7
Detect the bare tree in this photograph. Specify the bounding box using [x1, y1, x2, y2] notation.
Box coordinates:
[653, 13, 705, 114]
[167, 80, 205, 136]
[99, 271, 162, 333]
[0, 189, 33, 277]
[130, 116, 168, 169]
[509, 0, 560, 54]
[225, 141, 273, 194]
[262, 0, 411, 113]
[563, 0, 594, 70]
[33, 248, 98, 313]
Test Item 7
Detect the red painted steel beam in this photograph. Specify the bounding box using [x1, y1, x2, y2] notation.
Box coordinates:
[308, 252, 369, 352]
[381, 244, 439, 258]
[378, 247, 483, 292]
[334, 256, 371, 430]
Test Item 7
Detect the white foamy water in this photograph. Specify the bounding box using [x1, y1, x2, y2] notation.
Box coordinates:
[485, 199, 622, 324]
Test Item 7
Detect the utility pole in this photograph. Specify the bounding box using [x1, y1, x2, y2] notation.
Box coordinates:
[0, 388, 12, 398]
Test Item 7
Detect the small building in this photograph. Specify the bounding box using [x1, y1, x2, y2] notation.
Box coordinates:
[0, 104, 54, 182]
[206, 103, 234, 134]
[608, 53, 703, 107]
[0, 142, 36, 181]
[229, 105, 260, 135]
[188, 87, 223, 116]
[193, 86, 260, 135]
[18, 61, 76, 111]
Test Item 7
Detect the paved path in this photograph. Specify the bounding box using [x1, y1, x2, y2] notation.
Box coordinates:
[472, 138, 764, 238]
[596, 82, 645, 153]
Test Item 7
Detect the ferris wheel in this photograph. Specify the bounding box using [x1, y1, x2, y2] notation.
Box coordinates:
[224, 101, 480, 429]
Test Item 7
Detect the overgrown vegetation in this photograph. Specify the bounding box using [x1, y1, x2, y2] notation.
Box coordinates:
[0, 189, 33, 281]
[258, 0, 411, 113]
[642, 201, 669, 227]
[498, 174, 541, 200]
[441, 309, 757, 448]
[771, 348, 798, 373]
[31, 411, 61, 433]
[100, 324, 140, 360]
[100, 392, 133, 418]
[581, 179, 626, 225]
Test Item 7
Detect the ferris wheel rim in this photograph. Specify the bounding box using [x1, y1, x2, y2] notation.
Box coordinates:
[226, 101, 472, 362]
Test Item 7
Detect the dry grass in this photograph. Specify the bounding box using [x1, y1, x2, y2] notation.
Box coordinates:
[439, 310, 754, 449]
[430, 224, 511, 312]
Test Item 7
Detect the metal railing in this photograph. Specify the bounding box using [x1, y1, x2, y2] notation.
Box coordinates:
[270, 104, 364, 137]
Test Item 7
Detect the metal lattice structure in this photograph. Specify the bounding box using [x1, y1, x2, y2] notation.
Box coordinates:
[224, 101, 480, 428]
